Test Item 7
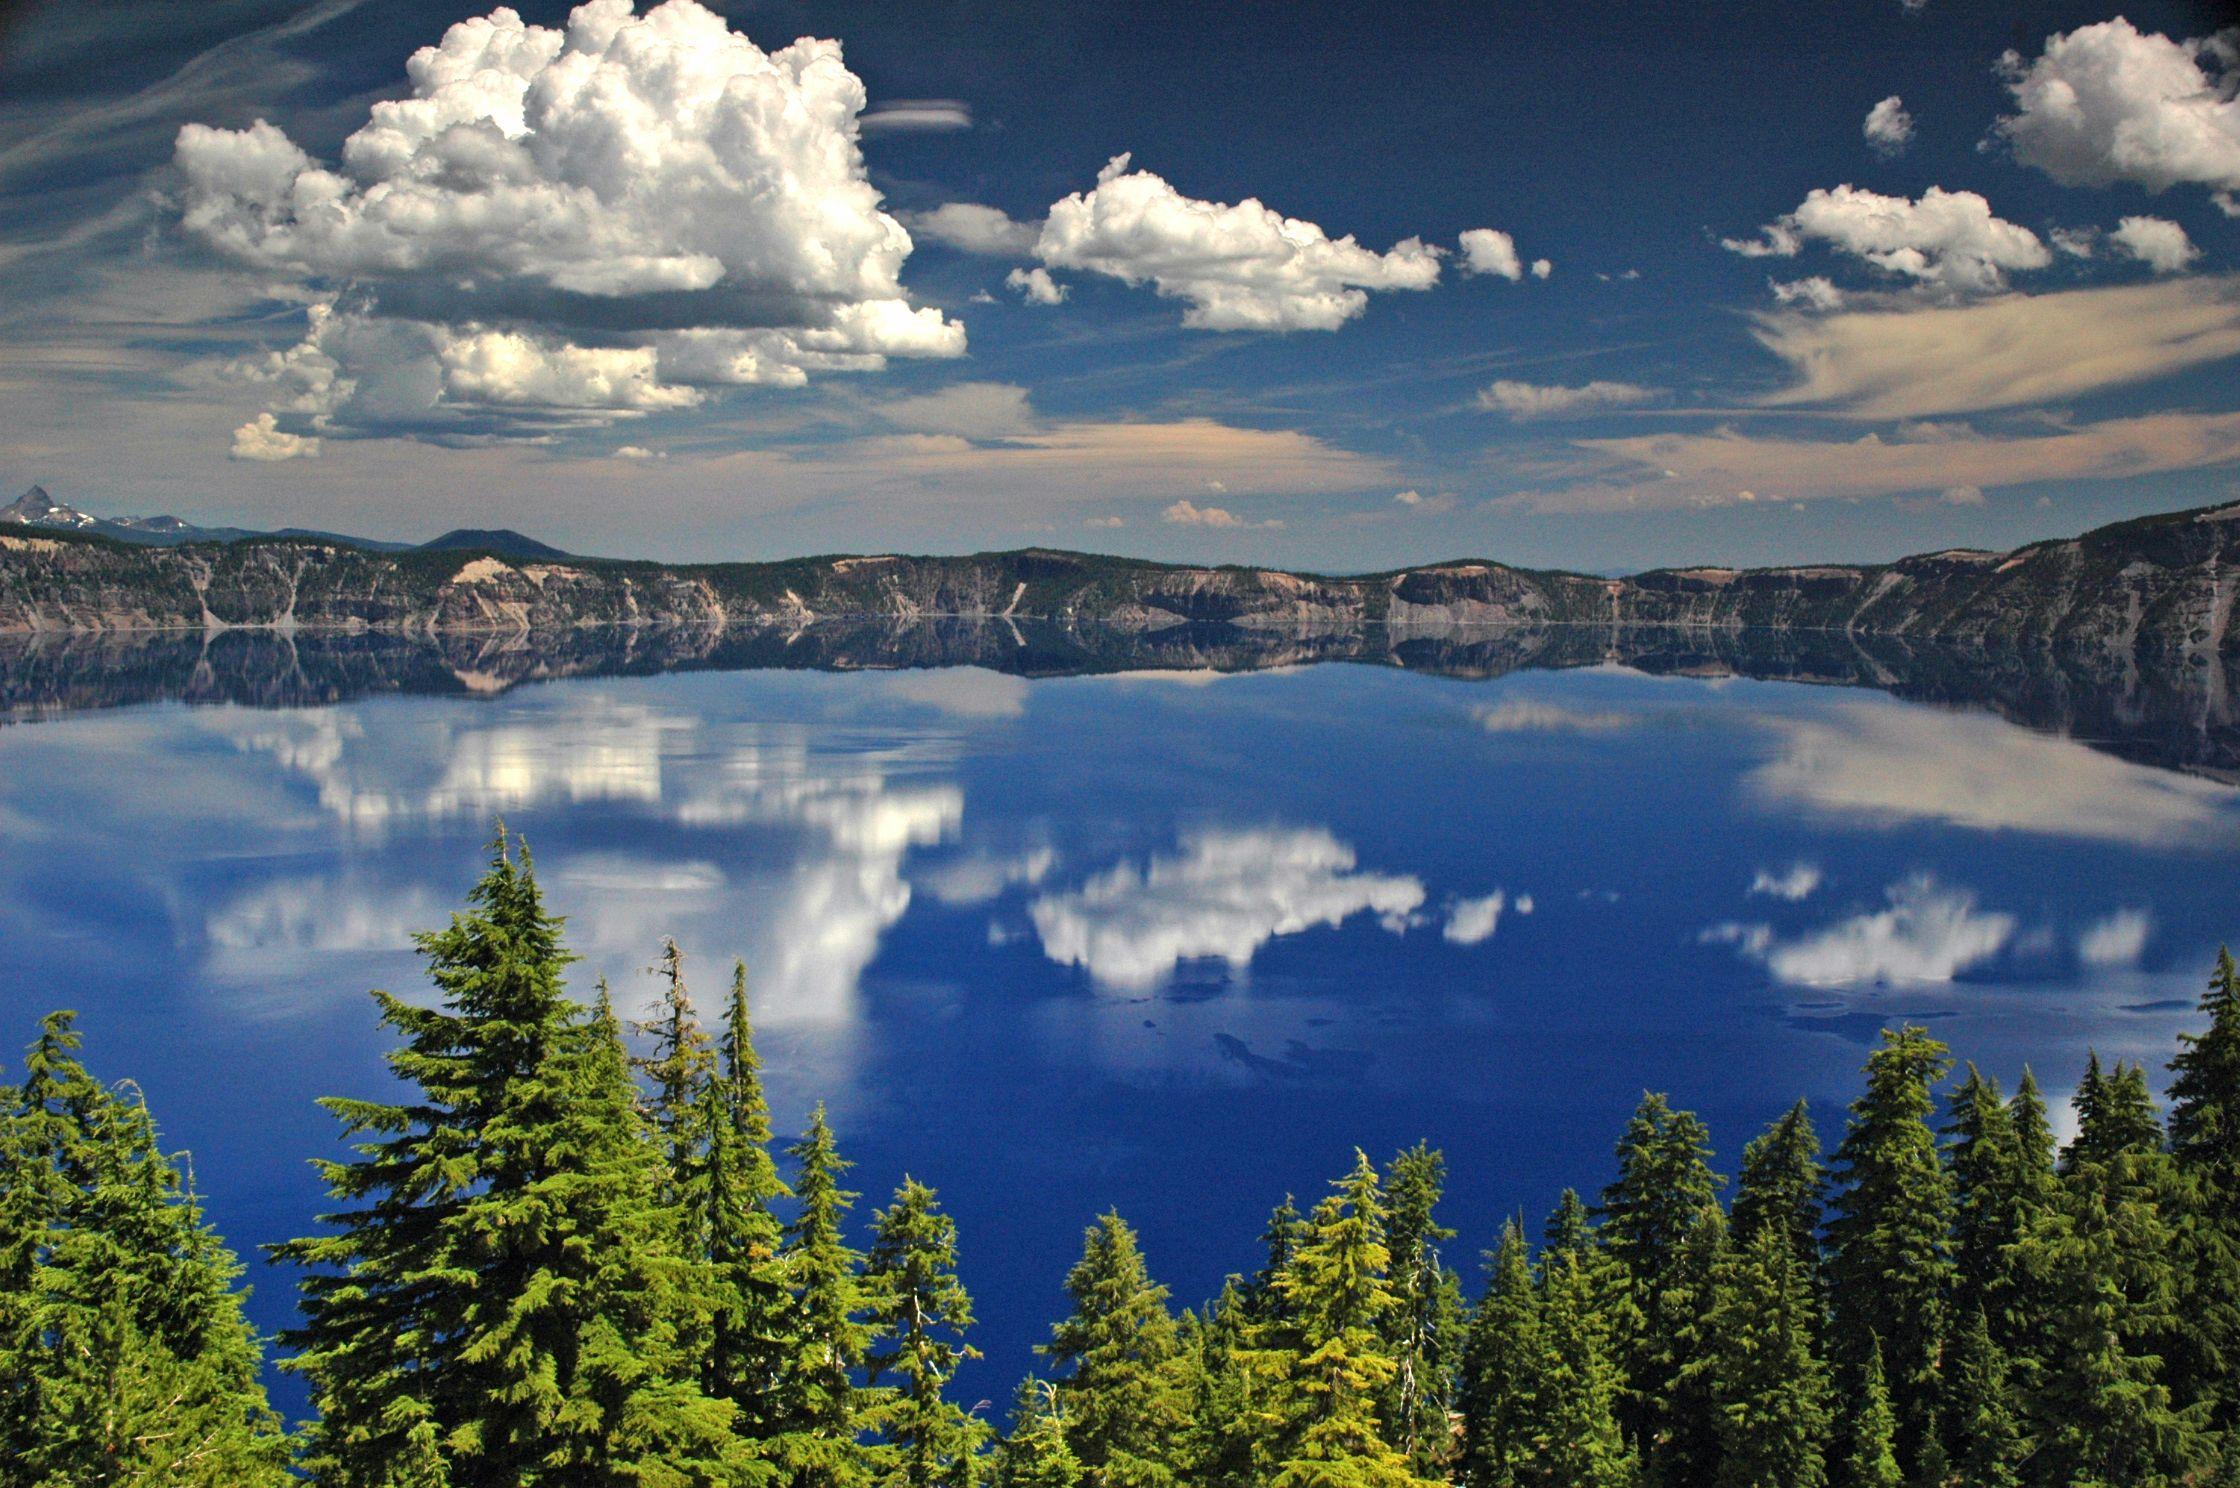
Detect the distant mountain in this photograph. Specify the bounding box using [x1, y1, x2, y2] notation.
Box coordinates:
[2, 487, 409, 551]
[417, 528, 571, 560]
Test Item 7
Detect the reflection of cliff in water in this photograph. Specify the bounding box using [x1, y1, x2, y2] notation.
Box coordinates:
[3, 619, 2233, 778]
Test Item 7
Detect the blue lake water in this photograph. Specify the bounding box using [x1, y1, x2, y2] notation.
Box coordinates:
[2, 651, 2235, 1416]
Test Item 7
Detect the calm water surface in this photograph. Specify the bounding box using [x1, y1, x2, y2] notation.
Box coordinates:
[2, 659, 2234, 1412]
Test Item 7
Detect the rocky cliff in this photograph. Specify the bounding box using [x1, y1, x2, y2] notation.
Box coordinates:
[3, 502, 2236, 673]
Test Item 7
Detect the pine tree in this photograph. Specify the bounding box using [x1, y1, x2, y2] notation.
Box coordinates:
[1698, 1223, 1830, 1488]
[1525, 1249, 1636, 1488]
[2168, 947, 2240, 1427]
[1263, 1151, 1431, 1488]
[1379, 1144, 1464, 1478]
[864, 1178, 987, 1488]
[1823, 1026, 1954, 1472]
[1457, 1220, 1541, 1488]
[1729, 1101, 1822, 1283]
[1844, 1339, 1902, 1488]
[777, 1103, 878, 1488]
[1043, 1211, 1186, 1488]
[1939, 1305, 2022, 1488]
[278, 830, 734, 1486]
[1541, 1188, 1596, 1270]
[2, 1013, 293, 1486]
[632, 938, 717, 1185]
[997, 1379, 1085, 1488]
[1644, 1204, 1727, 1487]
[702, 961, 796, 1443]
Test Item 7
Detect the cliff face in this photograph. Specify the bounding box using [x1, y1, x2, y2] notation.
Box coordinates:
[4, 502, 2236, 668]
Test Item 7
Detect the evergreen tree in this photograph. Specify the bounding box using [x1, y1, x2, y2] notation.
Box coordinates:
[279, 831, 734, 1486]
[1698, 1223, 1830, 1488]
[1939, 1306, 2022, 1488]
[997, 1379, 1085, 1488]
[702, 962, 796, 1444]
[2, 1013, 293, 1487]
[864, 1178, 987, 1488]
[2168, 947, 2240, 1427]
[1844, 1339, 1902, 1488]
[1524, 1249, 1636, 1488]
[1541, 1189, 1596, 1270]
[1379, 1144, 1464, 1478]
[1824, 1026, 1955, 1472]
[631, 938, 717, 1185]
[1729, 1101, 1822, 1283]
[1262, 1151, 1430, 1488]
[1457, 1220, 1541, 1488]
[1043, 1212, 1186, 1488]
[777, 1103, 878, 1488]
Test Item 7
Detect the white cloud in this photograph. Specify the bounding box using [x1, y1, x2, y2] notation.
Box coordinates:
[2110, 215, 2201, 274]
[1476, 379, 1659, 419]
[1940, 483, 1985, 505]
[1443, 891, 1507, 945]
[1771, 276, 1846, 311]
[1086, 515, 1124, 529]
[1531, 258, 1552, 280]
[1005, 266, 1069, 305]
[612, 444, 663, 460]
[1723, 185, 2051, 294]
[1393, 488, 1424, 505]
[885, 667, 1030, 718]
[1028, 827, 1426, 988]
[1997, 19, 2240, 198]
[858, 98, 971, 133]
[1749, 863, 1823, 901]
[1162, 498, 1282, 529]
[1864, 96, 1915, 156]
[1718, 875, 2017, 986]
[1458, 228, 1536, 282]
[2078, 908, 2152, 966]
[902, 202, 1040, 256]
[1474, 698, 1635, 734]
[1034, 154, 1444, 330]
[173, 0, 965, 444]
[229, 409, 319, 461]
[920, 846, 1056, 907]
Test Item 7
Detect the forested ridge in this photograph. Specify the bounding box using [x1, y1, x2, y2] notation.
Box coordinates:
[5, 832, 2240, 1487]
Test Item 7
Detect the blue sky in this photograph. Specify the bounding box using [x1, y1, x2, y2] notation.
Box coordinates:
[1, 0, 2237, 569]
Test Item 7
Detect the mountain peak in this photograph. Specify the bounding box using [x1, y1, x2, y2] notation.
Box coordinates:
[3, 486, 94, 528]
[417, 528, 570, 561]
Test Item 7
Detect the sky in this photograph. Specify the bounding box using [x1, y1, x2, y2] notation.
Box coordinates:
[2, 0, 2238, 571]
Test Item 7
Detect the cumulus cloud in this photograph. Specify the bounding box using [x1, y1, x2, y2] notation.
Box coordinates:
[1940, 483, 1985, 505]
[1474, 698, 1636, 733]
[1477, 378, 1659, 419]
[1443, 891, 1507, 945]
[1722, 185, 2051, 295]
[1864, 96, 1915, 156]
[230, 409, 320, 461]
[173, 0, 965, 446]
[1997, 19, 2240, 199]
[1749, 863, 1823, 901]
[905, 202, 1041, 256]
[1750, 276, 2240, 418]
[1716, 875, 2017, 986]
[1028, 827, 1426, 988]
[2078, 908, 2152, 967]
[1162, 498, 1282, 529]
[1005, 266, 1069, 304]
[2111, 215, 2201, 273]
[1771, 276, 1846, 311]
[1033, 154, 1444, 330]
[1458, 228, 1544, 282]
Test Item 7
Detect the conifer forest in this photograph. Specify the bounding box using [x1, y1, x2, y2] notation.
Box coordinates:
[6, 830, 2240, 1488]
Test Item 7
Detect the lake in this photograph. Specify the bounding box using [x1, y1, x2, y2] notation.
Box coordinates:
[1, 630, 2234, 1416]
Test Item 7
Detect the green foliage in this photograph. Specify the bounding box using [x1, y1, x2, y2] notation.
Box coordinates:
[1457, 1221, 1541, 1488]
[1940, 1306, 2023, 1488]
[1844, 1340, 1902, 1488]
[1698, 1224, 1830, 1488]
[1728, 1101, 1822, 1283]
[2169, 947, 2240, 1428]
[1043, 1212, 1186, 1488]
[996, 1379, 1084, 1488]
[1379, 1145, 1465, 1479]
[1824, 1026, 1955, 1474]
[1525, 1251, 1637, 1488]
[864, 1178, 987, 1488]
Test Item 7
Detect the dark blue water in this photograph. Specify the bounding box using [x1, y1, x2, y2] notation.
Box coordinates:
[2, 659, 2234, 1419]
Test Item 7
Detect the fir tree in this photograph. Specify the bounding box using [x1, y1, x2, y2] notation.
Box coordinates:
[1457, 1220, 1541, 1488]
[1042, 1211, 1186, 1488]
[778, 1103, 878, 1488]
[997, 1379, 1085, 1488]
[702, 961, 796, 1443]
[865, 1178, 987, 1488]
[1824, 1026, 1955, 1472]
[1698, 1223, 1830, 1488]
[279, 830, 734, 1486]
[1263, 1152, 1430, 1488]
[1844, 1339, 1902, 1488]
[1525, 1249, 1636, 1488]
[2168, 947, 2240, 1427]
[631, 938, 717, 1185]
[1939, 1305, 2022, 1488]
[1728, 1101, 1822, 1283]
[1541, 1188, 1596, 1270]
[1379, 1144, 1464, 1478]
